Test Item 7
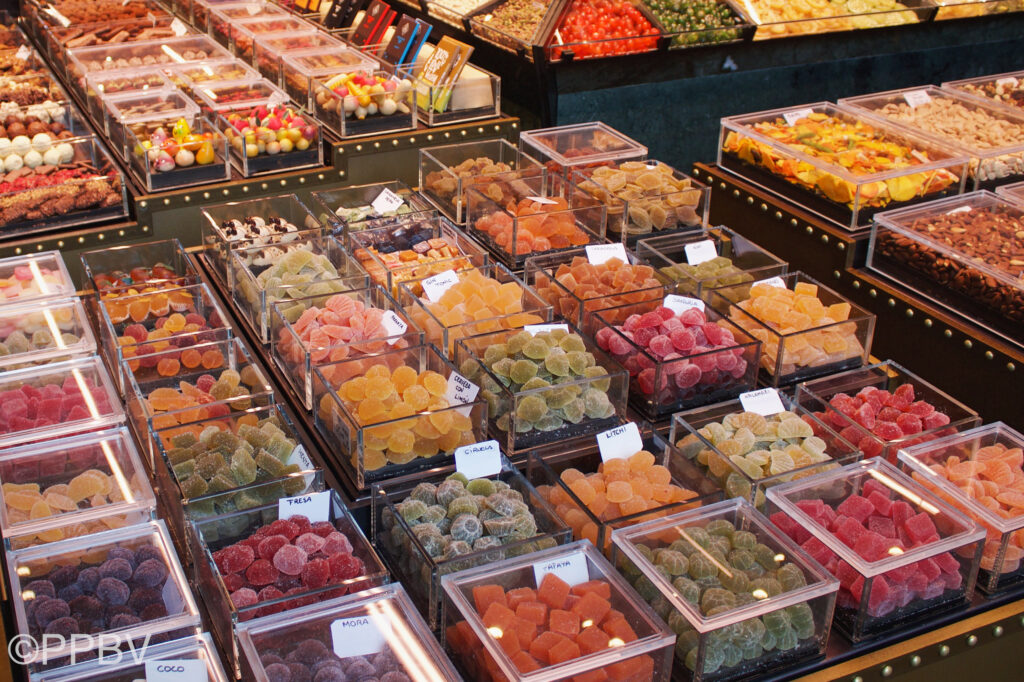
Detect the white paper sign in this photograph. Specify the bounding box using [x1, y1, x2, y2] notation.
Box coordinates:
[161, 577, 184, 616]
[783, 108, 815, 126]
[946, 206, 972, 215]
[739, 388, 786, 416]
[586, 243, 629, 265]
[455, 440, 501, 480]
[903, 90, 932, 108]
[533, 551, 589, 587]
[524, 323, 569, 335]
[526, 196, 557, 205]
[170, 18, 189, 36]
[371, 188, 404, 215]
[331, 616, 391, 658]
[246, 3, 262, 14]
[287, 445, 315, 471]
[15, 45, 31, 61]
[684, 239, 718, 265]
[445, 371, 479, 417]
[267, 91, 288, 108]
[145, 660, 207, 681]
[596, 422, 643, 462]
[381, 310, 408, 344]
[278, 491, 331, 523]
[996, 77, 1019, 88]
[754, 276, 786, 289]
[43, 7, 71, 26]
[663, 294, 705, 314]
[421, 270, 459, 302]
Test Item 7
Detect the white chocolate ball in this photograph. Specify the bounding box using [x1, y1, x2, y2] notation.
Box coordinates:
[56, 143, 73, 164]
[4, 153, 23, 171]
[23, 150, 42, 168]
[42, 147, 62, 166]
[11, 135, 31, 157]
[31, 133, 52, 153]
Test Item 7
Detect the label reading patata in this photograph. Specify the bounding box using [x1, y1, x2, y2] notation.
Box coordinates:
[684, 239, 718, 265]
[380, 310, 408, 344]
[331, 616, 391, 658]
[455, 440, 501, 479]
[739, 388, 786, 416]
[526, 196, 557, 205]
[533, 551, 589, 587]
[597, 422, 643, 462]
[755, 276, 786, 289]
[445, 371, 479, 417]
[586, 243, 629, 265]
[145, 660, 207, 681]
[783, 108, 815, 126]
[371, 188, 404, 215]
[903, 90, 932, 108]
[421, 269, 459, 302]
[278, 491, 331, 523]
[524, 323, 569, 335]
[170, 18, 189, 36]
[663, 294, 705, 314]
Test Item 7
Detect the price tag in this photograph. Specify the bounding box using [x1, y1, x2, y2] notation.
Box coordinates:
[161, 577, 184, 616]
[381, 310, 408, 343]
[533, 551, 589, 587]
[421, 269, 459, 302]
[586, 243, 628, 266]
[946, 205, 972, 215]
[170, 18, 189, 36]
[596, 422, 643, 462]
[371, 188, 404, 215]
[44, 7, 71, 26]
[455, 440, 501, 479]
[267, 91, 288, 108]
[287, 445, 315, 471]
[684, 239, 718, 265]
[783, 108, 815, 126]
[739, 388, 785, 416]
[145, 660, 207, 681]
[663, 294, 705, 314]
[903, 90, 932, 108]
[445, 371, 479, 417]
[524, 323, 569, 335]
[526, 196, 557, 205]
[331, 615, 391, 658]
[246, 2, 262, 14]
[278, 491, 331, 523]
[996, 77, 1019, 88]
[755, 276, 786, 289]
[15, 45, 31, 61]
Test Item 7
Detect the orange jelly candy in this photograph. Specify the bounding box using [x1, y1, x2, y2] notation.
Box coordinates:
[474, 196, 592, 257]
[532, 256, 662, 325]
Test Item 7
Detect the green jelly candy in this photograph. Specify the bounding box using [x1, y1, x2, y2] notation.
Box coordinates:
[420, 505, 447, 527]
[473, 536, 503, 552]
[167, 447, 193, 467]
[195, 452, 227, 480]
[419, 532, 448, 558]
[673, 576, 701, 605]
[778, 563, 807, 591]
[230, 449, 258, 486]
[775, 625, 798, 651]
[653, 549, 689, 576]
[522, 337, 550, 360]
[282, 477, 306, 496]
[582, 388, 614, 419]
[750, 577, 783, 598]
[559, 334, 586, 353]
[687, 553, 719, 580]
[521, 377, 551, 391]
[506, 332, 531, 355]
[534, 412, 564, 432]
[170, 432, 198, 449]
[483, 344, 508, 366]
[706, 519, 736, 539]
[509, 359, 538, 385]
[180, 474, 208, 498]
[701, 587, 737, 614]
[209, 380, 233, 401]
[450, 513, 483, 544]
[483, 516, 517, 537]
[172, 460, 195, 482]
[720, 569, 750, 594]
[516, 394, 548, 423]
[239, 424, 270, 449]
[437, 479, 467, 507]
[753, 543, 779, 570]
[466, 478, 496, 496]
[398, 499, 428, 522]
[544, 349, 571, 377]
[234, 489, 264, 510]
[446, 495, 479, 519]
[265, 435, 295, 462]
[207, 473, 237, 494]
[255, 449, 285, 477]
[446, 472, 470, 486]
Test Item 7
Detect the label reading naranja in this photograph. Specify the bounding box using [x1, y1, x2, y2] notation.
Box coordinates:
[903, 90, 932, 108]
[421, 269, 459, 302]
[532, 551, 589, 587]
[739, 388, 786, 416]
[444, 371, 479, 417]
[454, 440, 501, 479]
[585, 243, 628, 265]
[331, 615, 391, 658]
[145, 660, 207, 681]
[278, 491, 331, 523]
[380, 310, 408, 343]
[371, 187, 404, 215]
[684, 239, 718, 265]
[663, 294, 705, 314]
[596, 422, 643, 462]
[783, 108, 815, 126]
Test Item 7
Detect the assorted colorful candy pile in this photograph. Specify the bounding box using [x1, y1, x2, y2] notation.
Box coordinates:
[550, 0, 660, 60]
[353, 224, 477, 294]
[103, 288, 204, 326]
[214, 514, 367, 616]
[238, 247, 354, 306]
[621, 519, 817, 676]
[317, 72, 413, 121]
[144, 364, 264, 430]
[222, 104, 317, 158]
[91, 263, 183, 292]
[0, 307, 83, 365]
[447, 572, 654, 679]
[532, 256, 663, 324]
[319, 364, 477, 472]
[0, 263, 68, 302]
[133, 118, 218, 173]
[472, 196, 592, 258]
[538, 450, 699, 546]
[770, 478, 965, 617]
[0, 373, 113, 436]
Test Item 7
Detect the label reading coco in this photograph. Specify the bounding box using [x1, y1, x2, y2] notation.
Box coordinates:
[371, 187, 404, 215]
[783, 108, 815, 126]
[421, 270, 459, 302]
[684, 239, 718, 265]
[585, 243, 628, 266]
[287, 445, 315, 471]
[526, 196, 557, 205]
[445, 371, 479, 417]
[903, 90, 932, 108]
[524, 323, 569, 335]
[145, 660, 207, 681]
[455, 440, 501, 479]
[533, 551, 589, 587]
[739, 388, 785, 416]
[755, 276, 786, 289]
[381, 310, 408, 343]
[170, 18, 189, 36]
[663, 294, 705, 314]
[278, 490, 331, 523]
[596, 422, 643, 462]
[331, 616, 391, 659]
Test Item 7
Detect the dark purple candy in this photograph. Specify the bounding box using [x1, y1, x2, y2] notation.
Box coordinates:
[48, 565, 79, 590]
[44, 616, 79, 637]
[105, 605, 133, 621]
[95, 578, 130, 606]
[127, 587, 162, 611]
[134, 545, 164, 565]
[109, 613, 142, 629]
[288, 663, 312, 682]
[345, 659, 376, 681]
[311, 659, 344, 675]
[131, 559, 168, 588]
[264, 662, 292, 681]
[33, 597, 70, 630]
[57, 583, 83, 602]
[99, 558, 133, 582]
[261, 653, 286, 668]
[312, 667, 346, 682]
[24, 579, 56, 599]
[106, 547, 137, 568]
[69, 595, 103, 620]
[76, 567, 100, 593]
[380, 673, 411, 682]
[140, 602, 168, 621]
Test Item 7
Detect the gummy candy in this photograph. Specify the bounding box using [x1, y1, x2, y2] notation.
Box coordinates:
[353, 225, 480, 296]
[472, 195, 592, 259]
[531, 255, 664, 326]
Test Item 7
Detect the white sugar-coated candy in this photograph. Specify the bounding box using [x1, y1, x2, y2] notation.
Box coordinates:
[4, 153, 23, 171]
[11, 135, 30, 156]
[0, 138, 11, 158]
[23, 150, 42, 168]
[31, 133, 52, 153]
[56, 143, 73, 164]
[42, 148, 62, 166]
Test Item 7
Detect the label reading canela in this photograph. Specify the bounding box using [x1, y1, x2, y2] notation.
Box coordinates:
[445, 372, 479, 417]
[145, 660, 207, 681]
[455, 440, 501, 479]
[597, 422, 643, 462]
[421, 270, 459, 302]
[371, 187, 404, 215]
[903, 90, 932, 108]
[783, 108, 815, 126]
[380, 310, 408, 343]
[585, 243, 628, 266]
[278, 491, 331, 523]
[663, 294, 705, 314]
[739, 388, 785, 416]
[331, 616, 390, 658]
[533, 551, 589, 587]
[684, 239, 718, 265]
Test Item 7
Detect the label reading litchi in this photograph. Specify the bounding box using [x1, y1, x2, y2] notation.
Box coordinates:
[586, 243, 628, 265]
[663, 294, 705, 314]
[533, 551, 589, 587]
[371, 187, 404, 215]
[783, 108, 815, 126]
[903, 90, 932, 108]
[684, 239, 718, 265]
[279, 491, 331, 523]
[145, 660, 207, 681]
[597, 422, 643, 462]
[381, 310, 408, 344]
[455, 440, 501, 479]
[445, 371, 479, 417]
[421, 269, 459, 302]
[331, 616, 390, 658]
[739, 388, 785, 416]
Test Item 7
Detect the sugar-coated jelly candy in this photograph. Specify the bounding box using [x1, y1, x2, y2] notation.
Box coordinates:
[532, 256, 663, 324]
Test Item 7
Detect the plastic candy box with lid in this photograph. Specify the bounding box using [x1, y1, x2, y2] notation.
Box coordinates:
[312, 69, 417, 139]
[519, 122, 648, 192]
[0, 250, 75, 305]
[81, 238, 197, 299]
[309, 180, 436, 243]
[0, 298, 97, 373]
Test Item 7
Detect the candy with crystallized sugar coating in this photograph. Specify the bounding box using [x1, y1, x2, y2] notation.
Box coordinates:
[473, 195, 592, 258]
[532, 256, 663, 325]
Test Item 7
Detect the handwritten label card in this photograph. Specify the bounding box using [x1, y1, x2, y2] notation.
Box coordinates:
[455, 440, 501, 479]
[585, 243, 628, 266]
[381, 311, 408, 343]
[421, 270, 459, 302]
[371, 188, 404, 214]
[331, 615, 390, 658]
[278, 491, 331, 523]
[596, 422, 643, 462]
[533, 551, 589, 587]
[684, 239, 718, 265]
[145, 660, 207, 681]
[445, 371, 479, 417]
[739, 388, 785, 416]
[663, 294, 705, 314]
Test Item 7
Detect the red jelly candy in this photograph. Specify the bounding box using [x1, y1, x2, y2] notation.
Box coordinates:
[328, 553, 364, 581]
[272, 544, 307, 576]
[257, 535, 289, 561]
[215, 545, 254, 575]
[245, 559, 279, 586]
[301, 558, 330, 588]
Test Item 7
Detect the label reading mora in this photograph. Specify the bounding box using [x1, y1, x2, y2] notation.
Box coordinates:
[663, 294, 705, 314]
[585, 243, 628, 266]
[739, 388, 786, 416]
[445, 371, 479, 417]
[596, 422, 643, 462]
[380, 310, 408, 344]
[684, 239, 718, 265]
[533, 551, 589, 587]
[278, 490, 331, 523]
[421, 269, 459, 302]
[145, 660, 207, 681]
[371, 187, 404, 215]
[331, 616, 391, 659]
[455, 440, 501, 479]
